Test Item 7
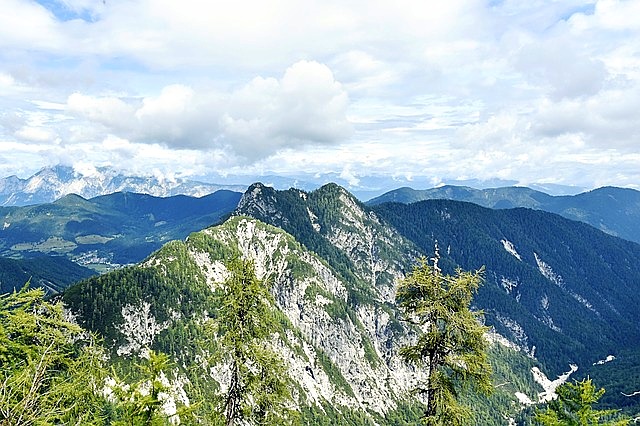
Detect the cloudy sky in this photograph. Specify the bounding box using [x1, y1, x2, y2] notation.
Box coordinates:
[1, 0, 639, 192]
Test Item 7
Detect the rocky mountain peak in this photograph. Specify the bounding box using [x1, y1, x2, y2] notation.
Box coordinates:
[235, 183, 419, 304]
[0, 165, 246, 206]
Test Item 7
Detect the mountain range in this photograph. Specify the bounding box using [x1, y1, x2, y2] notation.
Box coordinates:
[2, 165, 589, 207]
[5, 166, 640, 246]
[368, 185, 640, 244]
[50, 182, 640, 423]
[0, 165, 246, 206]
[3, 177, 640, 422]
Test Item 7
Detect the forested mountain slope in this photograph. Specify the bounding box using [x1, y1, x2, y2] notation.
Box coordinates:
[0, 190, 241, 270]
[234, 183, 640, 410]
[372, 200, 640, 373]
[62, 214, 545, 424]
[49, 182, 640, 420]
[368, 185, 640, 244]
[0, 255, 95, 294]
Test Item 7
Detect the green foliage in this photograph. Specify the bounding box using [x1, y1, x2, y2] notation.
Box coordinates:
[315, 347, 356, 397]
[577, 349, 640, 414]
[368, 185, 640, 246]
[236, 184, 383, 309]
[211, 258, 297, 426]
[374, 199, 640, 376]
[534, 378, 630, 425]
[63, 240, 210, 349]
[299, 399, 426, 425]
[461, 342, 542, 425]
[0, 255, 95, 294]
[0, 285, 199, 425]
[105, 351, 196, 425]
[300, 403, 376, 425]
[0, 190, 241, 269]
[0, 284, 109, 424]
[397, 257, 492, 426]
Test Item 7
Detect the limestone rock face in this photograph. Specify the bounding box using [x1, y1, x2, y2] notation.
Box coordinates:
[175, 216, 424, 414]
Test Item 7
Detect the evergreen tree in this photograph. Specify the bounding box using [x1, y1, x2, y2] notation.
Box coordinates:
[396, 255, 492, 426]
[0, 285, 108, 425]
[534, 378, 630, 426]
[0, 284, 195, 425]
[213, 258, 296, 426]
[106, 351, 196, 425]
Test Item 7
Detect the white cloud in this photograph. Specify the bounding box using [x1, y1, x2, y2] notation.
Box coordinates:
[67, 92, 137, 130]
[270, 61, 351, 143]
[1, 0, 640, 191]
[0, 1, 63, 51]
[339, 166, 360, 187]
[515, 39, 607, 99]
[0, 72, 15, 91]
[589, 0, 640, 31]
[62, 60, 351, 160]
[14, 125, 56, 143]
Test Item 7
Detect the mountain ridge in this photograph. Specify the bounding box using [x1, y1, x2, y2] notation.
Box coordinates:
[54, 181, 640, 422]
[0, 165, 247, 206]
[236, 184, 640, 379]
[62, 214, 545, 424]
[368, 184, 640, 244]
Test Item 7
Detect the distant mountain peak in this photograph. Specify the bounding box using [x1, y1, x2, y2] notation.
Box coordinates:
[0, 165, 247, 206]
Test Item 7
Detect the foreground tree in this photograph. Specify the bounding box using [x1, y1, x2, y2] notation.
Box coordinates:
[0, 285, 108, 425]
[396, 256, 492, 426]
[535, 378, 630, 426]
[106, 351, 196, 425]
[213, 258, 296, 426]
[1, 285, 195, 425]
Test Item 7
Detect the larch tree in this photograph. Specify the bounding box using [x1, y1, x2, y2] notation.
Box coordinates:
[534, 377, 630, 426]
[0, 285, 108, 425]
[396, 255, 492, 426]
[213, 258, 295, 426]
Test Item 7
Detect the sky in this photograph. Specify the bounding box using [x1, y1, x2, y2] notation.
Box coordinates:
[1, 0, 640, 193]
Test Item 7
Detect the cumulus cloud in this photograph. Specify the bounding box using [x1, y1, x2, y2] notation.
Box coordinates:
[3, 0, 640, 190]
[0, 0, 64, 51]
[63, 61, 351, 160]
[67, 92, 137, 130]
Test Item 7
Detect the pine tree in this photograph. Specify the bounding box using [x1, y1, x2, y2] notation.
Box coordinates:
[534, 378, 630, 426]
[0, 284, 109, 425]
[213, 258, 296, 426]
[106, 351, 196, 425]
[396, 255, 492, 426]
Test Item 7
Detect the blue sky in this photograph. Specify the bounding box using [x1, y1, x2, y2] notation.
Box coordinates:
[1, 0, 640, 192]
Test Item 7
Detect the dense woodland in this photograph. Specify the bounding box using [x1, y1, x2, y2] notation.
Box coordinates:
[2, 267, 631, 425]
[373, 200, 640, 375]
